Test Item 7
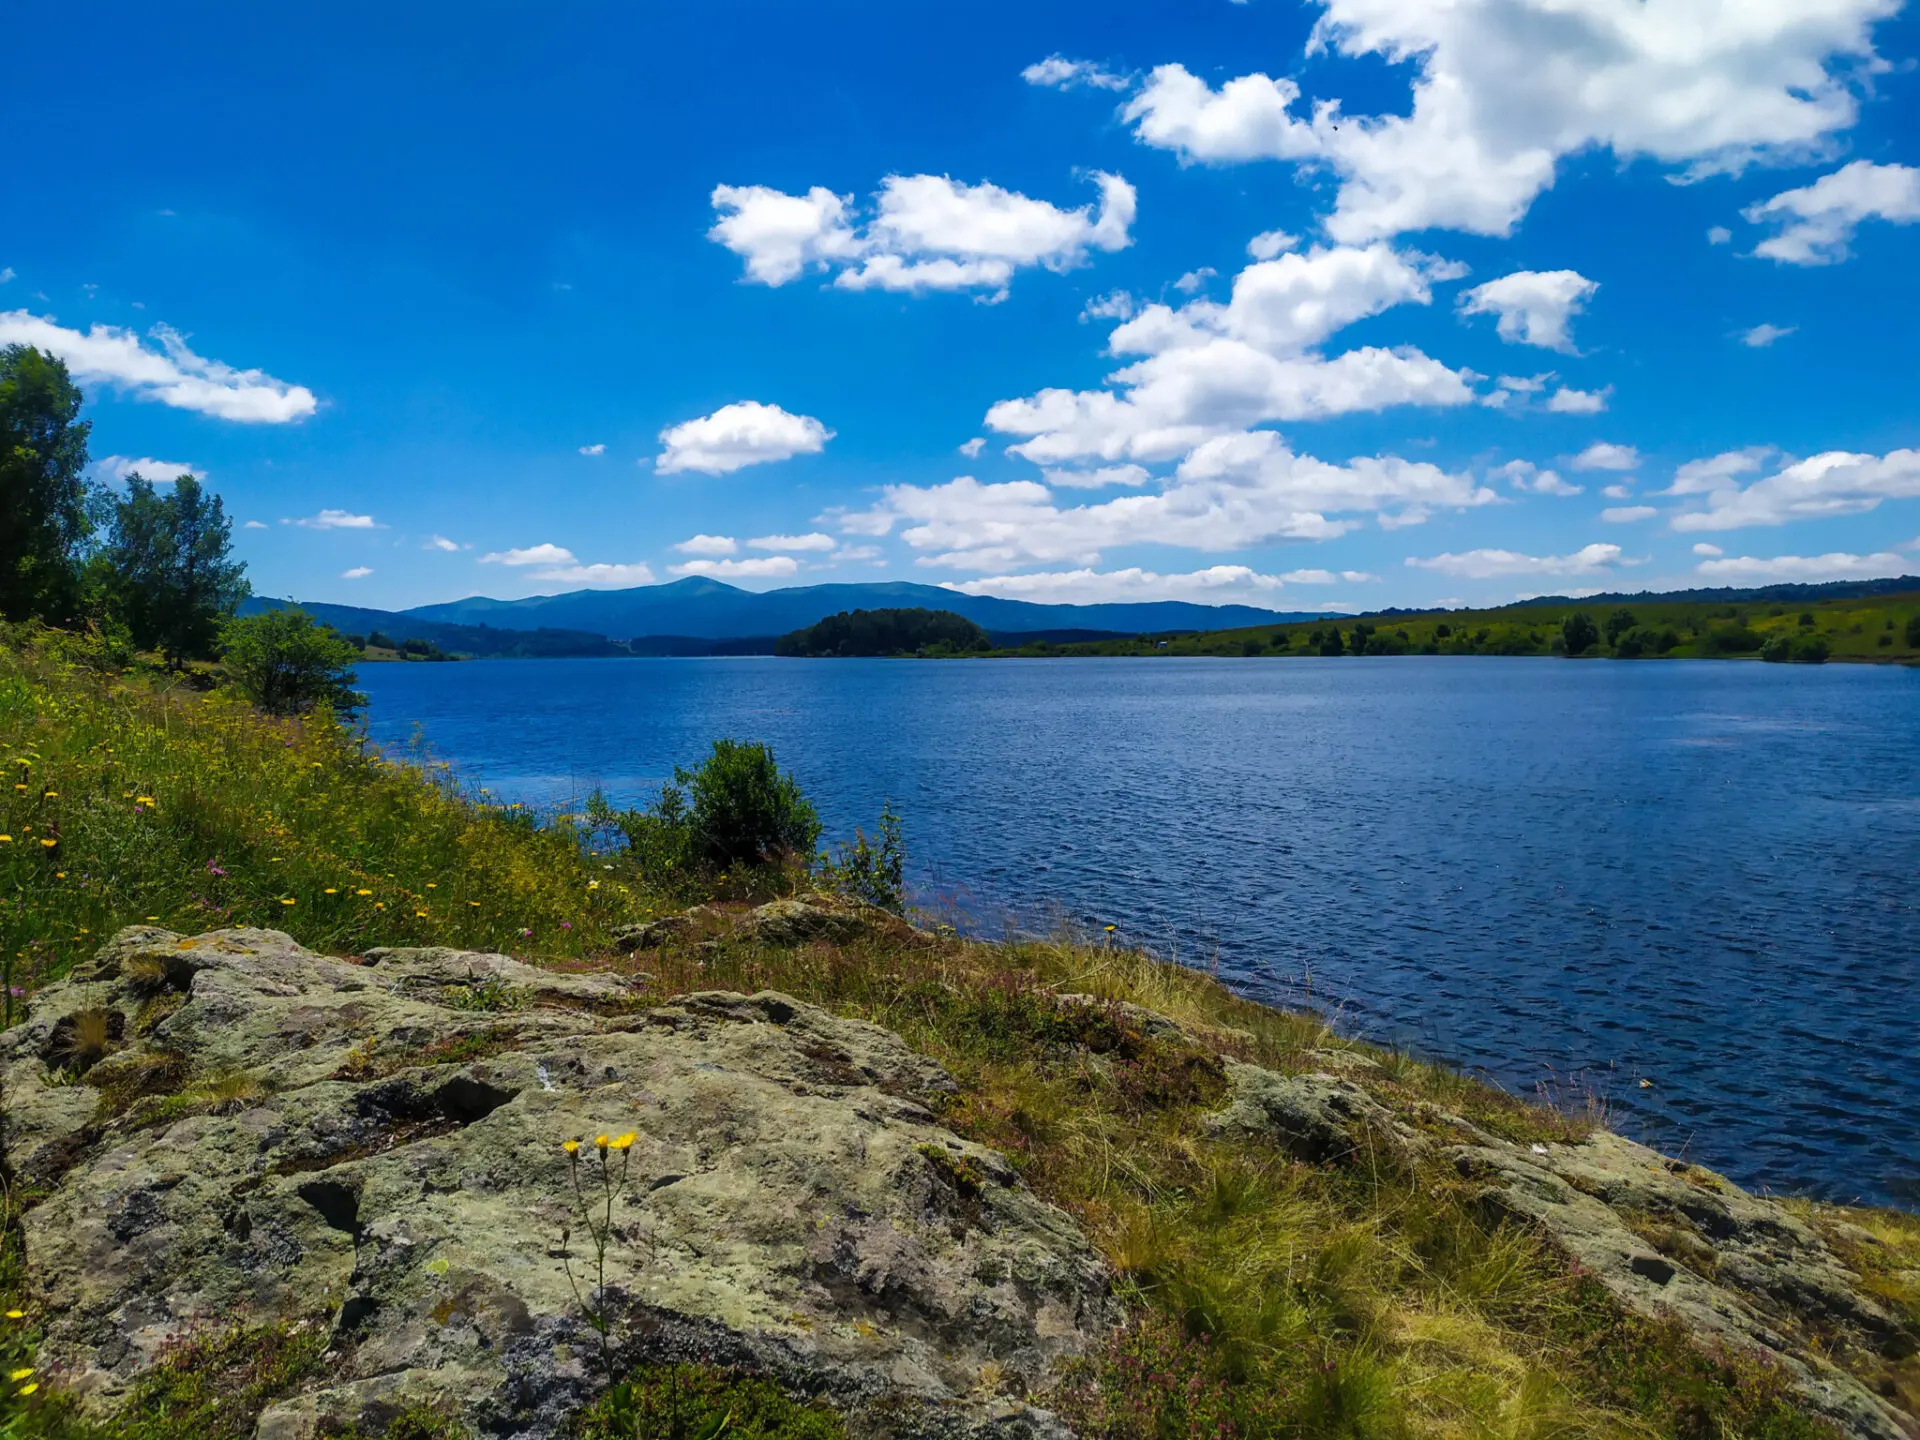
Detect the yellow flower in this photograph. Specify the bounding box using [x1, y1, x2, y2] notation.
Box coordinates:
[40, 839, 57, 848]
[42, 791, 57, 798]
[594, 1134, 610, 1150]
[18, 1382, 37, 1395]
[281, 898, 296, 906]
[609, 1132, 637, 1151]
[324, 888, 338, 895]
[356, 889, 373, 896]
[8, 1368, 31, 1380]
[0, 836, 10, 844]
[562, 1139, 581, 1154]
[136, 795, 154, 804]
[4, 1309, 22, 1319]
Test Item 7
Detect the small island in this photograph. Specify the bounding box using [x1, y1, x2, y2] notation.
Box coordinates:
[776, 607, 991, 657]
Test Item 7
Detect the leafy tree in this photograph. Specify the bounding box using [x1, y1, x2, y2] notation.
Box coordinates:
[1560, 611, 1600, 656]
[218, 608, 366, 715]
[0, 345, 95, 623]
[368, 630, 396, 650]
[1604, 608, 1637, 646]
[637, 739, 823, 869]
[1318, 627, 1345, 657]
[1906, 613, 1920, 649]
[1761, 633, 1831, 665]
[1435, 623, 1452, 638]
[102, 474, 249, 666]
[776, 607, 990, 657]
[1797, 612, 1816, 628]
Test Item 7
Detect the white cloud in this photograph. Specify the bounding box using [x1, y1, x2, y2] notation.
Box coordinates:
[479, 543, 654, 587]
[748, 532, 836, 552]
[942, 566, 1289, 605]
[1546, 386, 1608, 414]
[481, 543, 576, 567]
[341, 567, 373, 580]
[1407, 543, 1626, 580]
[675, 534, 738, 556]
[1458, 270, 1599, 352]
[94, 455, 204, 483]
[1282, 567, 1379, 584]
[287, 509, 378, 530]
[1174, 267, 1218, 294]
[1696, 550, 1911, 582]
[423, 535, 460, 552]
[1041, 464, 1151, 489]
[0, 311, 316, 422]
[1670, 447, 1920, 531]
[578, 443, 606, 456]
[655, 401, 832, 476]
[1080, 291, 1137, 323]
[1021, 55, 1130, 91]
[958, 437, 987, 458]
[1692, 543, 1724, 557]
[670, 556, 801, 580]
[1744, 161, 1920, 265]
[1602, 483, 1634, 499]
[1123, 3, 1890, 242]
[711, 173, 1135, 300]
[1738, 323, 1797, 348]
[1571, 442, 1639, 472]
[1708, 226, 1734, 245]
[849, 432, 1490, 570]
[243, 520, 267, 530]
[835, 544, 884, 563]
[0, 268, 14, 284]
[987, 244, 1475, 464]
[1247, 229, 1299, 261]
[1601, 505, 1658, 523]
[1497, 459, 1581, 497]
[1665, 446, 1773, 495]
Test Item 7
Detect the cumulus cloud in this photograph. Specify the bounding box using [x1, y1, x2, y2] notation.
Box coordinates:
[670, 556, 801, 580]
[1080, 291, 1137, 323]
[1040, 464, 1151, 489]
[578, 443, 606, 456]
[1496, 459, 1581, 496]
[1406, 543, 1627, 579]
[1743, 161, 1920, 265]
[0, 268, 13, 284]
[674, 534, 738, 556]
[845, 432, 1491, 570]
[958, 437, 987, 458]
[1458, 270, 1599, 351]
[286, 509, 378, 530]
[1692, 543, 1724, 557]
[94, 455, 203, 483]
[986, 244, 1476, 465]
[479, 543, 655, 588]
[1664, 447, 1774, 495]
[1122, 1, 1890, 241]
[243, 520, 267, 530]
[1547, 386, 1608, 414]
[0, 311, 316, 422]
[1174, 267, 1218, 295]
[1708, 226, 1734, 245]
[1669, 447, 1920, 531]
[1739, 323, 1797, 348]
[1602, 483, 1634, 499]
[423, 535, 460, 552]
[942, 566, 1288, 605]
[747, 532, 836, 552]
[710, 172, 1135, 300]
[1696, 550, 1912, 581]
[1247, 229, 1299, 260]
[1021, 55, 1130, 91]
[1601, 505, 1658, 523]
[341, 567, 373, 580]
[656, 402, 833, 475]
[1571, 442, 1639, 472]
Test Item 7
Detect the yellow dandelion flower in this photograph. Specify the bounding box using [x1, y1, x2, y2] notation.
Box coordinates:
[325, 888, 338, 895]
[562, 1139, 581, 1155]
[18, 1382, 37, 1395]
[356, 889, 373, 896]
[415, 910, 428, 918]
[40, 839, 57, 848]
[4, 1309, 23, 1319]
[136, 796, 154, 804]
[0, 837, 11, 844]
[594, 1134, 610, 1150]
[281, 898, 296, 906]
[609, 1131, 637, 1151]
[42, 791, 57, 798]
[8, 1367, 31, 1380]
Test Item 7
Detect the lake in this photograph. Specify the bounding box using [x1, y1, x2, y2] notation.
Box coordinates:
[357, 656, 1920, 1209]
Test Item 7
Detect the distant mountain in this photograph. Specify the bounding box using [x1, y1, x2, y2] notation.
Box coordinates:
[1508, 576, 1920, 607]
[403, 577, 1318, 640]
[237, 598, 629, 658]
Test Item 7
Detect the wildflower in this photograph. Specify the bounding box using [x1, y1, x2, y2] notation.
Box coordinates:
[324, 888, 338, 895]
[8, 1368, 31, 1380]
[281, 898, 296, 906]
[415, 910, 428, 918]
[136, 796, 154, 804]
[560, 921, 572, 930]
[1103, 924, 1116, 933]
[609, 1132, 636, 1150]
[469, 901, 481, 908]
[40, 839, 56, 848]
[594, 1134, 610, 1150]
[4, 1309, 22, 1319]
[17, 1382, 36, 1396]
[356, 889, 373, 896]
[563, 1138, 581, 1155]
[42, 791, 56, 798]
[521, 927, 533, 937]
[0, 837, 10, 845]
[206, 862, 227, 877]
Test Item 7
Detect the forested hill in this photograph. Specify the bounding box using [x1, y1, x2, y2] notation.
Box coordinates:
[776, 608, 991, 657]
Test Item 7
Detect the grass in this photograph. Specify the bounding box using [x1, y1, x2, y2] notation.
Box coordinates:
[969, 591, 1920, 664]
[0, 624, 1910, 1440]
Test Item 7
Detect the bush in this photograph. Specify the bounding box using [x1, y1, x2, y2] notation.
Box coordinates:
[1760, 634, 1830, 665]
[1906, 614, 1920, 649]
[1605, 608, 1637, 646]
[1561, 611, 1600, 656]
[820, 804, 906, 912]
[599, 741, 823, 874]
[218, 609, 365, 717]
[1699, 624, 1763, 656]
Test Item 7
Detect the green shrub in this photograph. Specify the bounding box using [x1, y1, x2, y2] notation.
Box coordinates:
[820, 803, 906, 911]
[1906, 614, 1920, 649]
[1761, 634, 1830, 665]
[219, 609, 365, 717]
[598, 741, 822, 873]
[1561, 611, 1599, 656]
[1700, 624, 1763, 656]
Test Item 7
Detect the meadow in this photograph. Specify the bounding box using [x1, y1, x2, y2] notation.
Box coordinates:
[1, 622, 1915, 1440]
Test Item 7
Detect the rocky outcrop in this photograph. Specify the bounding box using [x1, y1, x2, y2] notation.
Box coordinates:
[1, 927, 1116, 1438]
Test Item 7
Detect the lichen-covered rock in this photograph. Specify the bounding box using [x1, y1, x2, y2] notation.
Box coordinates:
[1455, 1130, 1912, 1440]
[736, 897, 875, 947]
[1203, 1062, 1402, 1163]
[2, 928, 1116, 1439]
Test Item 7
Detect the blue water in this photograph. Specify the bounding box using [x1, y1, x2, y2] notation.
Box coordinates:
[357, 657, 1920, 1208]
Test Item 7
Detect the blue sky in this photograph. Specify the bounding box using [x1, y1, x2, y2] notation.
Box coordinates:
[5, 0, 1919, 613]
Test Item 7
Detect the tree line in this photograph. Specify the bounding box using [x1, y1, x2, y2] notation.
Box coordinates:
[2, 344, 360, 712]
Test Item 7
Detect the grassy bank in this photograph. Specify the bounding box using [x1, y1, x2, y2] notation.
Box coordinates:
[980, 592, 1920, 663]
[1, 625, 1915, 1440]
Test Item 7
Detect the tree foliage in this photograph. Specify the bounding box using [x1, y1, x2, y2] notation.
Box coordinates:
[1560, 611, 1600, 656]
[0, 345, 95, 624]
[776, 608, 990, 658]
[218, 609, 366, 716]
[101, 474, 249, 665]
